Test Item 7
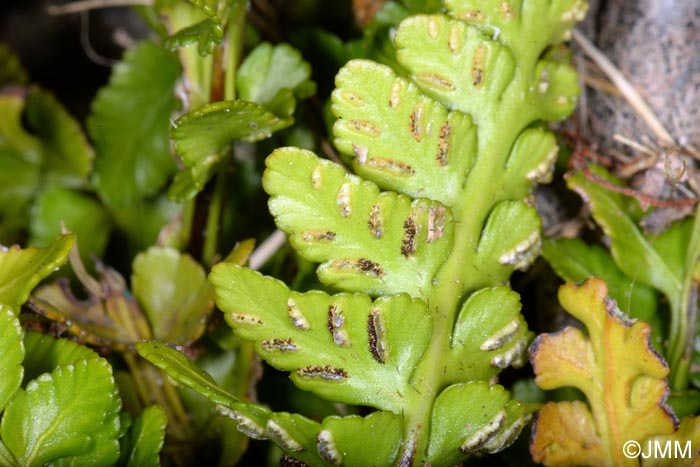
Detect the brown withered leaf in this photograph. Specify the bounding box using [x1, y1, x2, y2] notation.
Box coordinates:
[530, 277, 678, 466]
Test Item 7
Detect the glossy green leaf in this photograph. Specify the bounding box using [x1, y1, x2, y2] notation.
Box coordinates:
[0, 44, 28, 85]
[447, 286, 531, 383]
[24, 88, 94, 186]
[136, 341, 246, 408]
[169, 100, 291, 201]
[427, 382, 535, 465]
[29, 186, 111, 263]
[176, 346, 251, 466]
[264, 147, 453, 298]
[112, 196, 183, 251]
[0, 355, 121, 467]
[0, 234, 73, 313]
[136, 340, 326, 459]
[117, 405, 167, 467]
[0, 95, 41, 238]
[567, 169, 682, 302]
[0, 305, 23, 413]
[165, 18, 221, 56]
[214, 376, 400, 467]
[237, 42, 315, 116]
[132, 246, 214, 345]
[89, 42, 180, 207]
[209, 264, 432, 412]
[542, 237, 658, 322]
[21, 331, 99, 385]
[182, 0, 230, 55]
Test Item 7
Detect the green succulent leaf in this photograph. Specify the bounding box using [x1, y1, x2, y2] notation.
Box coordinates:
[0, 234, 73, 313]
[209, 264, 432, 412]
[447, 286, 531, 383]
[264, 147, 453, 298]
[169, 100, 292, 201]
[24, 88, 94, 187]
[237, 42, 316, 117]
[131, 246, 214, 345]
[0, 44, 28, 85]
[117, 405, 167, 467]
[0, 348, 121, 467]
[29, 186, 112, 264]
[427, 382, 536, 465]
[89, 41, 180, 207]
[21, 331, 99, 385]
[0, 305, 23, 413]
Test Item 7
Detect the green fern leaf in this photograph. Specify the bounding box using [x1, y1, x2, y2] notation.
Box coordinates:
[209, 265, 432, 412]
[263, 148, 453, 298]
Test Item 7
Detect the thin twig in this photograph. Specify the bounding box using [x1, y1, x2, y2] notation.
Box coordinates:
[46, 0, 152, 15]
[575, 164, 700, 208]
[79, 11, 117, 67]
[572, 29, 675, 145]
[248, 229, 287, 270]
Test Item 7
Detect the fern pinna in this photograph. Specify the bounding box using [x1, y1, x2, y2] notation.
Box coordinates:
[141, 1, 588, 465]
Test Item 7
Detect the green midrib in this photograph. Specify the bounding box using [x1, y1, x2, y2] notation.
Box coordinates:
[396, 111, 526, 465]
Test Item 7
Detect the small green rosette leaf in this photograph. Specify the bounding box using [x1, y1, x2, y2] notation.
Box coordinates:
[0, 45, 28, 85]
[0, 306, 23, 413]
[209, 264, 432, 412]
[24, 88, 94, 187]
[132, 246, 214, 345]
[0, 345, 121, 466]
[21, 332, 100, 384]
[0, 234, 73, 313]
[264, 148, 453, 298]
[0, 95, 41, 238]
[237, 42, 315, 117]
[169, 100, 291, 200]
[89, 42, 180, 207]
[117, 405, 167, 467]
[29, 186, 112, 264]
